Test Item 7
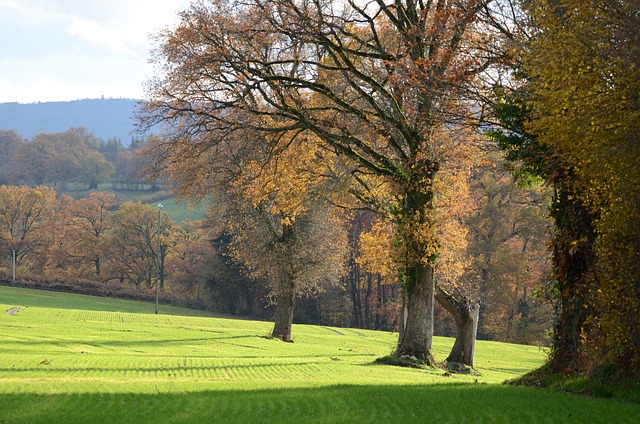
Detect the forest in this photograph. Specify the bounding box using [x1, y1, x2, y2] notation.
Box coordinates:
[0, 127, 149, 190]
[2, 0, 639, 385]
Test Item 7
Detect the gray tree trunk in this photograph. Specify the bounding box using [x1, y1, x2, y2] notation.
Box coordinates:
[271, 222, 296, 342]
[271, 279, 295, 342]
[435, 284, 479, 367]
[395, 264, 435, 365]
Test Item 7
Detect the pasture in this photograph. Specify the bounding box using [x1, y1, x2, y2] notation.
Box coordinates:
[1, 285, 639, 423]
[65, 184, 208, 223]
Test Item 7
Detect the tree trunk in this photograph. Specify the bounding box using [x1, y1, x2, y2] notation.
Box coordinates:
[374, 274, 383, 329]
[395, 264, 436, 365]
[364, 273, 373, 329]
[393, 165, 438, 365]
[349, 259, 362, 328]
[271, 279, 295, 342]
[271, 221, 296, 342]
[398, 289, 407, 344]
[547, 183, 596, 373]
[435, 284, 479, 368]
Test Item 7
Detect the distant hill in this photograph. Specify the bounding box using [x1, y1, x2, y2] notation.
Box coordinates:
[0, 98, 143, 145]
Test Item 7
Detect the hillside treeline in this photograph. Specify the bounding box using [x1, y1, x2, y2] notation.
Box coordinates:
[0, 187, 210, 305]
[0, 127, 149, 190]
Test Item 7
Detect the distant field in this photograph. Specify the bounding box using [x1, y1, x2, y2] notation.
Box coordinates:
[1, 286, 639, 423]
[0, 285, 216, 317]
[65, 184, 208, 222]
[153, 196, 208, 223]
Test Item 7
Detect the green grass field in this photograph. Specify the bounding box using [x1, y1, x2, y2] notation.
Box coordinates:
[154, 196, 207, 223]
[65, 184, 208, 223]
[1, 285, 639, 423]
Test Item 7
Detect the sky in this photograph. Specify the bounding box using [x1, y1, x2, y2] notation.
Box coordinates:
[0, 0, 191, 104]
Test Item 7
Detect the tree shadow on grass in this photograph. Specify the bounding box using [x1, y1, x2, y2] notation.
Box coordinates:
[1, 384, 639, 424]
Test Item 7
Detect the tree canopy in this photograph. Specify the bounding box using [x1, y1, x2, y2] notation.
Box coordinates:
[523, 0, 640, 375]
[140, 0, 517, 361]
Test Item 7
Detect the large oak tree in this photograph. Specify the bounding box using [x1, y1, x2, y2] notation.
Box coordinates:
[140, 0, 513, 361]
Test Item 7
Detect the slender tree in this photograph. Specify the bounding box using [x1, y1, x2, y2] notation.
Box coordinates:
[145, 112, 348, 341]
[220, 194, 347, 341]
[70, 192, 118, 278]
[107, 202, 173, 288]
[167, 220, 215, 304]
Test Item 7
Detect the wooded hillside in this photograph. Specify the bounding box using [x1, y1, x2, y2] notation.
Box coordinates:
[0, 98, 138, 144]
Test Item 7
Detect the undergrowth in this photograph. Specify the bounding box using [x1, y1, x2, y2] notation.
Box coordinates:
[507, 364, 640, 403]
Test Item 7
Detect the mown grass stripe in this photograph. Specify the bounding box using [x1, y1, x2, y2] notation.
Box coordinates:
[2, 286, 639, 423]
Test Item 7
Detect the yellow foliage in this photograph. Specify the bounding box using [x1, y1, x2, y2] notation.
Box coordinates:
[358, 219, 395, 280]
[526, 0, 640, 369]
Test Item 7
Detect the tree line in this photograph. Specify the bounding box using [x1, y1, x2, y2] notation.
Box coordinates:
[0, 118, 551, 346]
[0, 172, 550, 349]
[0, 187, 212, 306]
[0, 127, 150, 190]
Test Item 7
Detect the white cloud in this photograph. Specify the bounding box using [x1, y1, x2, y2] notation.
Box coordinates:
[0, 0, 191, 103]
[66, 16, 139, 58]
[62, 1, 189, 57]
[0, 0, 63, 27]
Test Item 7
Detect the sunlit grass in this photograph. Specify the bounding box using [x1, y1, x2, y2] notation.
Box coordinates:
[0, 285, 216, 316]
[1, 286, 638, 423]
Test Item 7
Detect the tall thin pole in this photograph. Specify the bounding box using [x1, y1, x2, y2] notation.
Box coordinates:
[12, 250, 16, 282]
[156, 203, 163, 314]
